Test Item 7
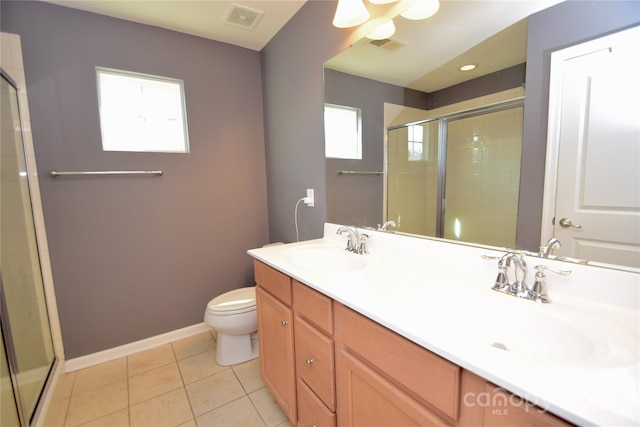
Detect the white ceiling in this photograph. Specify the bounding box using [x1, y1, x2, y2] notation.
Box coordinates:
[39, 0, 563, 92]
[40, 0, 307, 51]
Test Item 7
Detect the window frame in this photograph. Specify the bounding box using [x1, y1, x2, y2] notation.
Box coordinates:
[96, 67, 190, 153]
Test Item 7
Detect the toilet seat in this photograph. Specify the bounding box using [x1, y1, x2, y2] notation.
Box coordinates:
[207, 287, 256, 315]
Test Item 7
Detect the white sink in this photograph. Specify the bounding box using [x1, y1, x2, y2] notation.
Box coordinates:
[282, 244, 368, 272]
[402, 281, 639, 368]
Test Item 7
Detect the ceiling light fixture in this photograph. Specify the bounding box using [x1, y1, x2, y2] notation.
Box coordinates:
[400, 0, 440, 20]
[368, 0, 399, 4]
[459, 64, 478, 71]
[332, 0, 371, 28]
[367, 19, 396, 40]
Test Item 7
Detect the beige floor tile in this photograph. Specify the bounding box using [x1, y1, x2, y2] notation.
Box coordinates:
[76, 408, 129, 426]
[129, 362, 184, 405]
[176, 420, 197, 427]
[52, 371, 76, 401]
[185, 369, 246, 417]
[177, 350, 227, 384]
[42, 396, 69, 427]
[275, 420, 294, 427]
[249, 387, 287, 427]
[129, 388, 193, 427]
[65, 379, 128, 426]
[196, 396, 265, 427]
[127, 344, 176, 377]
[73, 358, 127, 395]
[172, 332, 216, 360]
[232, 358, 264, 394]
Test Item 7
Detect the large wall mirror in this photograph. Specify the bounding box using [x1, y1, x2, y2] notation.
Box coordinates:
[323, 1, 640, 271]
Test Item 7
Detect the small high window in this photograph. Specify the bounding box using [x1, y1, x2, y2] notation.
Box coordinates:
[96, 67, 189, 153]
[324, 104, 362, 159]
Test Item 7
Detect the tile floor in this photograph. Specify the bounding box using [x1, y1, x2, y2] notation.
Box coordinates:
[43, 331, 292, 427]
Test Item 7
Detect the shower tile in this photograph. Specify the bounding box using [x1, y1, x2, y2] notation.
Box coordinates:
[185, 369, 245, 417]
[195, 396, 264, 427]
[232, 358, 264, 393]
[172, 331, 216, 360]
[129, 362, 184, 405]
[65, 379, 128, 426]
[129, 388, 193, 427]
[127, 344, 175, 377]
[73, 358, 127, 395]
[177, 349, 227, 384]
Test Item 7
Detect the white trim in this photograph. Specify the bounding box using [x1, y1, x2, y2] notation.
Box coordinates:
[64, 322, 211, 373]
[541, 25, 640, 244]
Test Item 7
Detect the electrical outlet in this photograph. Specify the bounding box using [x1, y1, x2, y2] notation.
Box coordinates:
[305, 188, 315, 207]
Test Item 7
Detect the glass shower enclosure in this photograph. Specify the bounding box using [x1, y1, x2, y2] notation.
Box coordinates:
[1, 70, 56, 425]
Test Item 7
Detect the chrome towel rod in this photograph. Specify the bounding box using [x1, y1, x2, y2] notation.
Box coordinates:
[50, 170, 163, 177]
[337, 170, 383, 175]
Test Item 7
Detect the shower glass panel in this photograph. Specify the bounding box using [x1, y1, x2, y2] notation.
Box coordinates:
[1, 73, 55, 424]
[386, 103, 523, 249]
[387, 121, 440, 235]
[444, 107, 523, 247]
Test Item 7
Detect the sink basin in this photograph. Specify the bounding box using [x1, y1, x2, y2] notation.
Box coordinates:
[402, 282, 639, 368]
[283, 244, 367, 272]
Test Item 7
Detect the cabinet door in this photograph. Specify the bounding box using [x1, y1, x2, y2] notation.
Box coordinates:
[482, 385, 572, 427]
[337, 350, 449, 427]
[257, 286, 297, 423]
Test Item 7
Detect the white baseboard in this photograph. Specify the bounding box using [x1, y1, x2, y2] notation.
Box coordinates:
[64, 322, 211, 373]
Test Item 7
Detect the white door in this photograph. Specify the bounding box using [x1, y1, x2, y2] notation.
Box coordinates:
[544, 26, 640, 269]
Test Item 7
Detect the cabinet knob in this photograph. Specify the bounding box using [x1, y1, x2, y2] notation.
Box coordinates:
[305, 358, 314, 366]
[280, 320, 288, 326]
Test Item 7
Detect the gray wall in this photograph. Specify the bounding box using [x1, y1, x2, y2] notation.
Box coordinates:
[260, 0, 355, 243]
[263, 0, 640, 248]
[517, 0, 640, 249]
[1, 1, 269, 358]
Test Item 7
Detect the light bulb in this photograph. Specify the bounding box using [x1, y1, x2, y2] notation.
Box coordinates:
[367, 20, 396, 40]
[333, 0, 371, 28]
[400, 0, 440, 20]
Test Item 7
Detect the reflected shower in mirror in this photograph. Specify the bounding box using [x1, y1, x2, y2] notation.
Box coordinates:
[387, 101, 523, 249]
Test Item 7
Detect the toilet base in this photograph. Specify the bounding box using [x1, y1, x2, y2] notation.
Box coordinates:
[215, 331, 259, 366]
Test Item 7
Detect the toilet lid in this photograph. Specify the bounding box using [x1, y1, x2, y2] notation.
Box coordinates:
[207, 287, 256, 315]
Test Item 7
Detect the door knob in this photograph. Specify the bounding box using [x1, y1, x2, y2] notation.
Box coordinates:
[280, 320, 288, 326]
[559, 218, 582, 228]
[305, 358, 314, 366]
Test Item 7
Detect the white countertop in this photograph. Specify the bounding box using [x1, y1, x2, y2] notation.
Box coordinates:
[248, 223, 640, 426]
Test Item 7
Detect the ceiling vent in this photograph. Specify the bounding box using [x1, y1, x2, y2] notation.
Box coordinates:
[224, 3, 264, 30]
[368, 38, 406, 51]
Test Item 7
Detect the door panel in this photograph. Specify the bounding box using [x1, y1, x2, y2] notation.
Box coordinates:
[553, 28, 640, 268]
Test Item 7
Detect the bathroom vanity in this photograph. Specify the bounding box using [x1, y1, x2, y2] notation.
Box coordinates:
[248, 224, 639, 426]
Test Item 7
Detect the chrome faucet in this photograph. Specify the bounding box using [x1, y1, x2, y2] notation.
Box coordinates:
[539, 237, 561, 258]
[378, 220, 397, 231]
[487, 252, 571, 303]
[336, 226, 369, 254]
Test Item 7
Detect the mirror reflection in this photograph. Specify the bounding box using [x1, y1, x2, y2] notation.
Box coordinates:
[323, 1, 640, 270]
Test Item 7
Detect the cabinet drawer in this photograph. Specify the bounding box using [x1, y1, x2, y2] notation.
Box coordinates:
[254, 260, 292, 306]
[336, 303, 461, 421]
[297, 379, 336, 427]
[293, 280, 333, 335]
[295, 316, 336, 411]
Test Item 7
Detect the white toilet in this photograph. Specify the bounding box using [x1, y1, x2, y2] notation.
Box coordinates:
[204, 286, 258, 366]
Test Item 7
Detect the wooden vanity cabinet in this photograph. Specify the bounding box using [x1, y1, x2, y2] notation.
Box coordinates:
[293, 280, 337, 427]
[482, 384, 573, 427]
[254, 261, 297, 423]
[335, 303, 462, 426]
[254, 261, 574, 427]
